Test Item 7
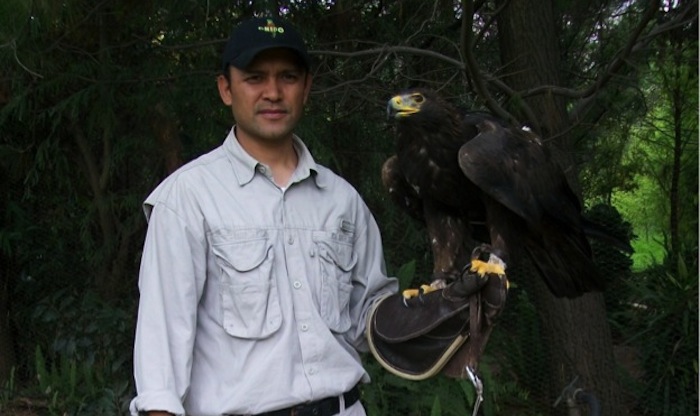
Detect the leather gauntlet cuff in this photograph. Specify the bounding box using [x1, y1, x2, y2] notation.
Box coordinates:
[366, 289, 471, 380]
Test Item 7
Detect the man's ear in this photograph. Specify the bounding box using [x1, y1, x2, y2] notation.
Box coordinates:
[217, 74, 233, 106]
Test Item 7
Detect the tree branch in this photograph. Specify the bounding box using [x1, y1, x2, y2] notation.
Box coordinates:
[312, 45, 464, 68]
[568, 0, 662, 122]
[461, 0, 521, 126]
[572, 1, 697, 121]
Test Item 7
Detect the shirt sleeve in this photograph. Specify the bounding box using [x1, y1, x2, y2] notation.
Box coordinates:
[345, 200, 399, 351]
[130, 201, 207, 416]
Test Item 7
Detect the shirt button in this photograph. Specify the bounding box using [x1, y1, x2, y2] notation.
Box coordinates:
[301, 324, 309, 331]
[308, 367, 316, 374]
[293, 281, 302, 289]
[287, 236, 294, 245]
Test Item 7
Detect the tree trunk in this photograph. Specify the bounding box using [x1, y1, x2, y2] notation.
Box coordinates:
[524, 268, 623, 415]
[493, 0, 626, 414]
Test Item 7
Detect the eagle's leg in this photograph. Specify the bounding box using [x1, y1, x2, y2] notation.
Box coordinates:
[403, 207, 472, 300]
[441, 249, 508, 414]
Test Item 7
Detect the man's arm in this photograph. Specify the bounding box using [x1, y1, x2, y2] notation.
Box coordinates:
[131, 201, 206, 415]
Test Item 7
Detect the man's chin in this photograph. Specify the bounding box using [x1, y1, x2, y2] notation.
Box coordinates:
[261, 129, 293, 142]
[253, 129, 294, 144]
[236, 125, 283, 141]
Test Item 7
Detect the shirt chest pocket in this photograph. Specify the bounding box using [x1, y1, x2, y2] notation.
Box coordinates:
[314, 234, 358, 333]
[212, 236, 281, 339]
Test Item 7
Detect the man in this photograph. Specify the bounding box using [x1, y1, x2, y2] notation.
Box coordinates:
[129, 16, 398, 416]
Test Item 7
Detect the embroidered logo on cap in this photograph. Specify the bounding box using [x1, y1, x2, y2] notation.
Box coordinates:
[258, 19, 285, 37]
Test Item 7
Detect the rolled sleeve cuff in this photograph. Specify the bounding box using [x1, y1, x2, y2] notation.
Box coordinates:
[129, 390, 186, 416]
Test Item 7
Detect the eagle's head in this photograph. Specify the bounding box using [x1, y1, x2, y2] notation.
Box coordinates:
[387, 89, 461, 135]
[387, 90, 427, 119]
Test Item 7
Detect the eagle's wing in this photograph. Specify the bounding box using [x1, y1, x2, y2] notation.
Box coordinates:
[381, 155, 425, 222]
[458, 120, 580, 225]
[457, 120, 603, 297]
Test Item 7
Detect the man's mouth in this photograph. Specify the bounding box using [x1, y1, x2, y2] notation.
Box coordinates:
[258, 109, 288, 120]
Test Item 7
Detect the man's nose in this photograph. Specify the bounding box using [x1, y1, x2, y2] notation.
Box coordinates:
[262, 78, 282, 101]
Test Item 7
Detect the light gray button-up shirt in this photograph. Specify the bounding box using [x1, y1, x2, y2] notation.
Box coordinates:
[129, 128, 398, 416]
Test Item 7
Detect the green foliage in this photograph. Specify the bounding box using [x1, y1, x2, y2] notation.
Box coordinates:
[3, 290, 135, 415]
[612, 261, 699, 415]
[361, 357, 473, 416]
[362, 350, 536, 416]
[33, 345, 130, 415]
[28, 290, 132, 366]
[488, 288, 547, 401]
[613, 177, 669, 270]
[0, 367, 16, 409]
[395, 259, 418, 290]
[0, 341, 130, 415]
[610, 27, 698, 272]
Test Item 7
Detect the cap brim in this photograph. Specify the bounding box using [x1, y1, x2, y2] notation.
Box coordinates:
[228, 45, 310, 70]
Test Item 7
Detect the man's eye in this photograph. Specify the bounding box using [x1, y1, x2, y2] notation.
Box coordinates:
[245, 75, 263, 83]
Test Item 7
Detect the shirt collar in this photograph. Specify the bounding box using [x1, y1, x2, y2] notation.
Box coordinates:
[223, 127, 327, 189]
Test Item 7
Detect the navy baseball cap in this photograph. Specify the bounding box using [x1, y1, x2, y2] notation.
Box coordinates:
[222, 17, 310, 72]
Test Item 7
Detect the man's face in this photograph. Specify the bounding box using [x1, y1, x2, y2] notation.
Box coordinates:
[218, 48, 312, 145]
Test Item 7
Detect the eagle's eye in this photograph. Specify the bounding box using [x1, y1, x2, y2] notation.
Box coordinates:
[411, 93, 425, 104]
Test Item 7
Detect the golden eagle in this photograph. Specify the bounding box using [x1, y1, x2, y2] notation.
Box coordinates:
[384, 88, 613, 296]
[382, 88, 628, 404]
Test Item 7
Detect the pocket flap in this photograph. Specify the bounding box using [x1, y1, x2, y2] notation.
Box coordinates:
[212, 238, 270, 272]
[315, 240, 358, 271]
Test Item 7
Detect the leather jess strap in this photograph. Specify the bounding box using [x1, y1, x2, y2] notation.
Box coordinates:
[250, 385, 361, 416]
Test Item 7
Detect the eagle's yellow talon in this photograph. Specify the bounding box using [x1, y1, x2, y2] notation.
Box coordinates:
[402, 284, 437, 299]
[470, 259, 506, 276]
[402, 289, 419, 299]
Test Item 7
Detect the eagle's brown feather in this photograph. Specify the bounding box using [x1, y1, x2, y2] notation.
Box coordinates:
[385, 88, 606, 297]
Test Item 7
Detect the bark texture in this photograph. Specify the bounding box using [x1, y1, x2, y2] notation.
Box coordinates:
[494, 0, 626, 413]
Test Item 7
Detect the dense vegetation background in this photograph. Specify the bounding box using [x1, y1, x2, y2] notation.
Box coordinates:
[0, 1, 697, 415]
